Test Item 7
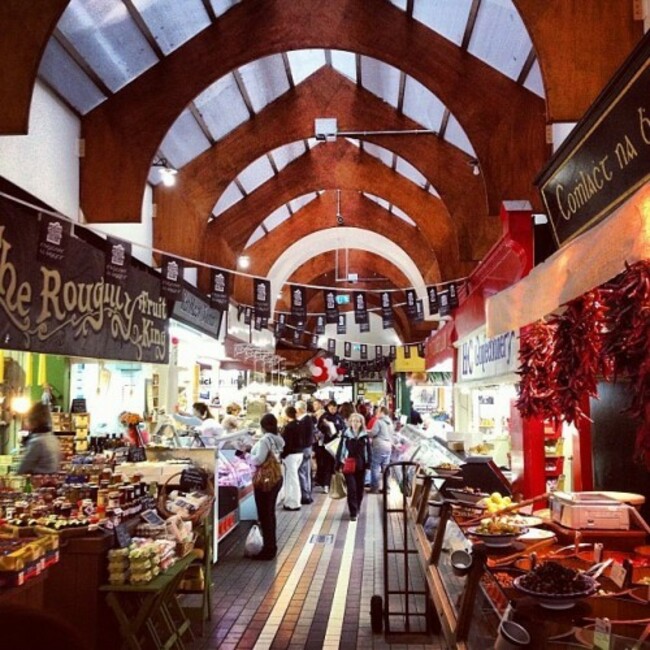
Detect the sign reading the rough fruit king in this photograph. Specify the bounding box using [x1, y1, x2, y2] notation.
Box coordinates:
[538, 35, 650, 246]
[457, 328, 519, 382]
[0, 202, 169, 363]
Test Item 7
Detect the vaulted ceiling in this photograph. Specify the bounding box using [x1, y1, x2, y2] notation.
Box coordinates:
[0, 0, 642, 350]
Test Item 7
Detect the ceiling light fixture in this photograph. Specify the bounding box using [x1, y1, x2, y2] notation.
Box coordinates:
[238, 255, 250, 269]
[468, 159, 480, 176]
[152, 156, 178, 187]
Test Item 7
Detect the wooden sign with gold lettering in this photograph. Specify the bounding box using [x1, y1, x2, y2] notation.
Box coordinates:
[0, 197, 169, 363]
[537, 32, 650, 246]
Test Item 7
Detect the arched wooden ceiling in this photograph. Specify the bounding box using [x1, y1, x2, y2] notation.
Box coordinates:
[0, 0, 643, 350]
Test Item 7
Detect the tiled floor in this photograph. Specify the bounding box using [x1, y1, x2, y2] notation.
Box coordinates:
[183, 484, 448, 650]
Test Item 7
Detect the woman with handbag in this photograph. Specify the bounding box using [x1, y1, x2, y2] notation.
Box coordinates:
[249, 413, 285, 560]
[335, 413, 372, 522]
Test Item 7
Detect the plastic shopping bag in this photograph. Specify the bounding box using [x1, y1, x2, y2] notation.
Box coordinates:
[325, 437, 341, 459]
[245, 524, 264, 557]
[329, 472, 347, 500]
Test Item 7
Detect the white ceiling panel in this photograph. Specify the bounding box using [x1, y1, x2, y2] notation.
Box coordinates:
[271, 141, 308, 172]
[468, 0, 532, 81]
[331, 50, 357, 83]
[158, 109, 211, 169]
[391, 204, 417, 227]
[362, 142, 394, 168]
[238, 155, 275, 194]
[428, 185, 441, 198]
[287, 50, 326, 85]
[386, 0, 408, 10]
[360, 57, 400, 107]
[263, 205, 291, 231]
[38, 39, 106, 114]
[194, 73, 249, 141]
[443, 114, 475, 156]
[245, 226, 265, 249]
[306, 138, 322, 150]
[412, 0, 473, 47]
[213, 182, 244, 217]
[363, 193, 390, 211]
[57, 0, 159, 93]
[395, 158, 427, 188]
[402, 77, 445, 131]
[131, 0, 210, 55]
[239, 54, 290, 113]
[524, 59, 545, 97]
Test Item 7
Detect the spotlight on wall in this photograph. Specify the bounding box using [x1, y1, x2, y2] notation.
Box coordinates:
[468, 159, 480, 176]
[238, 255, 250, 269]
[152, 157, 178, 187]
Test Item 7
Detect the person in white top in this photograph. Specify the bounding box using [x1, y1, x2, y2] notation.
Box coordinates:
[173, 402, 223, 446]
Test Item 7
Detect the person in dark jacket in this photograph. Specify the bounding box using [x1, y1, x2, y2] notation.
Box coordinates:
[295, 400, 315, 504]
[315, 400, 345, 492]
[280, 406, 303, 511]
[335, 412, 372, 521]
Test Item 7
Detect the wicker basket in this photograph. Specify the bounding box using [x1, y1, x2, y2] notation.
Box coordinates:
[157, 471, 214, 524]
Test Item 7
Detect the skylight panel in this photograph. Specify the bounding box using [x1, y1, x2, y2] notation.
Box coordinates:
[271, 141, 309, 172]
[360, 56, 400, 107]
[362, 142, 394, 168]
[263, 205, 291, 232]
[289, 193, 319, 213]
[524, 59, 545, 97]
[238, 155, 275, 194]
[57, 0, 158, 93]
[391, 205, 417, 226]
[158, 109, 211, 169]
[130, 0, 211, 55]
[38, 39, 106, 114]
[287, 50, 327, 85]
[468, 0, 532, 81]
[245, 226, 265, 249]
[330, 50, 357, 83]
[193, 73, 249, 141]
[402, 77, 445, 131]
[443, 115, 476, 157]
[213, 182, 244, 217]
[238, 54, 290, 113]
[395, 158, 427, 188]
[412, 0, 473, 47]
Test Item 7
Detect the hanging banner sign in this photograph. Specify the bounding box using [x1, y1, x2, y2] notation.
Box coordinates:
[315, 314, 326, 335]
[37, 214, 70, 268]
[375, 345, 382, 359]
[210, 269, 230, 312]
[389, 345, 397, 360]
[458, 328, 520, 382]
[105, 236, 131, 287]
[448, 282, 459, 308]
[537, 36, 650, 246]
[438, 290, 451, 317]
[244, 306, 252, 325]
[336, 313, 347, 335]
[404, 289, 417, 318]
[427, 286, 439, 315]
[274, 313, 287, 338]
[359, 321, 370, 333]
[309, 333, 319, 350]
[327, 338, 336, 354]
[160, 255, 184, 301]
[353, 291, 368, 324]
[417, 342, 425, 357]
[360, 344, 368, 360]
[403, 345, 411, 359]
[291, 285, 307, 321]
[172, 286, 222, 339]
[254, 278, 271, 318]
[254, 314, 263, 331]
[344, 341, 352, 357]
[292, 327, 302, 345]
[323, 289, 339, 323]
[0, 203, 168, 363]
[414, 299, 424, 322]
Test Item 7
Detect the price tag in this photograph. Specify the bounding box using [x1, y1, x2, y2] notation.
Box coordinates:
[180, 467, 209, 492]
[609, 561, 627, 588]
[593, 617, 611, 650]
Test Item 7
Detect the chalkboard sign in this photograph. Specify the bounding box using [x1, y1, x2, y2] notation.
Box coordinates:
[180, 467, 209, 492]
[128, 446, 147, 463]
[114, 523, 132, 549]
[70, 398, 87, 413]
[140, 509, 165, 526]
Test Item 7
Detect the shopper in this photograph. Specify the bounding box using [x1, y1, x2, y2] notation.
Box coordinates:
[221, 402, 242, 432]
[316, 400, 345, 492]
[173, 402, 223, 446]
[17, 403, 61, 475]
[336, 412, 372, 522]
[249, 413, 285, 560]
[369, 406, 395, 493]
[280, 406, 303, 511]
[295, 400, 315, 504]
